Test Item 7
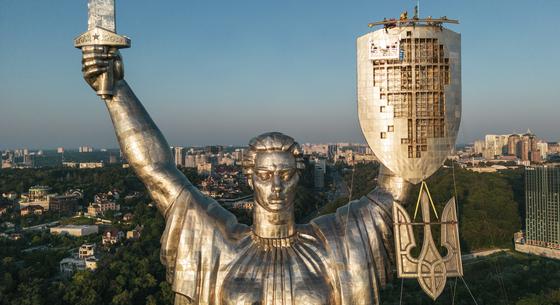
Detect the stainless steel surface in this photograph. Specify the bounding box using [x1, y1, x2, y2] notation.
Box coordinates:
[75, 0, 130, 99]
[357, 25, 461, 185]
[393, 193, 462, 300]
[80, 48, 404, 304]
[377, 164, 412, 204]
[88, 0, 116, 32]
[358, 23, 463, 300]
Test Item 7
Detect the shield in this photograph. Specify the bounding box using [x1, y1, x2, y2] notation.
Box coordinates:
[357, 26, 461, 184]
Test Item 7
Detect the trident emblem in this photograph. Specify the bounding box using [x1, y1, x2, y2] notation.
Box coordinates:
[393, 181, 463, 299]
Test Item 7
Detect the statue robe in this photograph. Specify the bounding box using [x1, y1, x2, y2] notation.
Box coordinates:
[161, 184, 394, 305]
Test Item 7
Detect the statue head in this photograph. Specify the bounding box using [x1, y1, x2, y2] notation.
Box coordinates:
[243, 132, 304, 213]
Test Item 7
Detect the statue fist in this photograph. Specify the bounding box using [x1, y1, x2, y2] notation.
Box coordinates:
[81, 46, 124, 94]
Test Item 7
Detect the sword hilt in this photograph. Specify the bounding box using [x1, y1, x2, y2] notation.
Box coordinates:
[96, 56, 115, 100]
[74, 27, 131, 100]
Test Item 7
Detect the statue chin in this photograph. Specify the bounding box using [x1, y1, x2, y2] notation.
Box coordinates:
[255, 199, 293, 213]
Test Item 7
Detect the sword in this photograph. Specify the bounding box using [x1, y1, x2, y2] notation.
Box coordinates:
[74, 0, 131, 100]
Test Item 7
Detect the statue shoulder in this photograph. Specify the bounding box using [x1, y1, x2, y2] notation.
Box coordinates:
[163, 184, 250, 243]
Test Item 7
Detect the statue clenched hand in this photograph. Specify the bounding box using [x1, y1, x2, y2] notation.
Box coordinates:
[82, 46, 123, 95]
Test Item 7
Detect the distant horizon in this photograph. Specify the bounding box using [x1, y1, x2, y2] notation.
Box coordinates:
[2, 134, 559, 151]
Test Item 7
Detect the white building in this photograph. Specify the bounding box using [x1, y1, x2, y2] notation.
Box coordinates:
[302, 144, 329, 156]
[484, 134, 509, 159]
[87, 192, 120, 217]
[195, 154, 208, 166]
[79, 243, 95, 259]
[185, 154, 196, 168]
[537, 142, 549, 159]
[60, 257, 86, 275]
[174, 147, 184, 167]
[79, 162, 104, 169]
[85, 257, 98, 271]
[474, 140, 485, 155]
[102, 229, 124, 246]
[79, 146, 93, 153]
[50, 225, 98, 237]
[197, 162, 213, 176]
[60, 244, 98, 275]
[87, 200, 120, 217]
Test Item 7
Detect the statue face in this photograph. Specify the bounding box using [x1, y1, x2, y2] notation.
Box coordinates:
[251, 151, 299, 212]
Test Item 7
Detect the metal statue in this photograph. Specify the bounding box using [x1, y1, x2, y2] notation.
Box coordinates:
[357, 19, 463, 299]
[75, 1, 407, 304]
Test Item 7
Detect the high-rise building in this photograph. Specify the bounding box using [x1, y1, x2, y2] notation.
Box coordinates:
[185, 154, 196, 168]
[537, 142, 549, 160]
[197, 162, 213, 176]
[232, 149, 245, 163]
[525, 166, 560, 249]
[195, 154, 208, 166]
[357, 18, 460, 168]
[173, 147, 184, 167]
[483, 134, 509, 160]
[473, 140, 485, 155]
[57, 147, 65, 154]
[312, 158, 327, 189]
[507, 134, 521, 157]
[327, 145, 338, 161]
[520, 133, 541, 163]
[23, 153, 33, 166]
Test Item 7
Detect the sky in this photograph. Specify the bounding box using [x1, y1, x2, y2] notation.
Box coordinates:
[0, 0, 559, 150]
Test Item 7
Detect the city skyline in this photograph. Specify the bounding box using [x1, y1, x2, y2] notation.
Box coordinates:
[1, 131, 559, 151]
[1, 0, 559, 149]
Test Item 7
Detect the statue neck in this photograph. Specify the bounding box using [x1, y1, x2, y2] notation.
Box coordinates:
[252, 203, 295, 239]
[377, 164, 413, 204]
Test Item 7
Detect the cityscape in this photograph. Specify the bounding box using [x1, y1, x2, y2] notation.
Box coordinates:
[1, 0, 560, 305]
[1, 134, 560, 303]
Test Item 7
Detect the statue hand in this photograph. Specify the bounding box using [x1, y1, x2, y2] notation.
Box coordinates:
[81, 45, 124, 93]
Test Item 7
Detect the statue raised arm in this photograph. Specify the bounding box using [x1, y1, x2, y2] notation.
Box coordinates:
[82, 45, 187, 215]
[81, 46, 407, 305]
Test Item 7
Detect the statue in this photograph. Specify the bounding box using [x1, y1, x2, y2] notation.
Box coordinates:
[76, 1, 462, 304]
[80, 43, 407, 305]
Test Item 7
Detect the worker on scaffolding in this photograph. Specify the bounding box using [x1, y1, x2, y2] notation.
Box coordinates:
[400, 11, 408, 21]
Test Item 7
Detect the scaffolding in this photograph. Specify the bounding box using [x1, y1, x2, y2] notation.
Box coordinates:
[373, 35, 450, 158]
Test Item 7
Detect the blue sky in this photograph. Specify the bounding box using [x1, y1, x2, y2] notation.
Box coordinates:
[0, 0, 559, 149]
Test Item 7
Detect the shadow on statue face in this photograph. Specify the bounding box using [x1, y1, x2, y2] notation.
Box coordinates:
[250, 151, 299, 213]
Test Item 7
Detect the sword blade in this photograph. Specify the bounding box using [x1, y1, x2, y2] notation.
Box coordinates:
[88, 0, 116, 32]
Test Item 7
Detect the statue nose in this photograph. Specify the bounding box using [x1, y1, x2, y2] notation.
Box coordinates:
[272, 174, 282, 192]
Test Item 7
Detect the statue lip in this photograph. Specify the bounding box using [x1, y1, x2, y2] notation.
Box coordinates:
[268, 198, 285, 204]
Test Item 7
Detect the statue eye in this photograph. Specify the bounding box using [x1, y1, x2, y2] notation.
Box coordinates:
[282, 171, 294, 181]
[257, 172, 271, 180]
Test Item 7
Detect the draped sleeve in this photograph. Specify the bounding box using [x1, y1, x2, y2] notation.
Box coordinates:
[160, 183, 251, 304]
[310, 187, 394, 305]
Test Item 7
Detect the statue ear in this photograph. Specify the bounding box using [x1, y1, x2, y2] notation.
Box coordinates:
[247, 176, 254, 190]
